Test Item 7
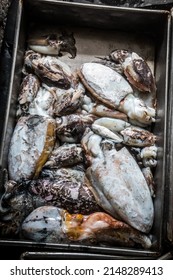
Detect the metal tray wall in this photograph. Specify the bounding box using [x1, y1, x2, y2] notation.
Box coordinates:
[165, 8, 173, 246]
[0, 0, 171, 257]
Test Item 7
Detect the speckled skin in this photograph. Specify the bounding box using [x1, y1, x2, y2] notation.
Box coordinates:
[104, 50, 157, 93]
[0, 181, 46, 237]
[29, 167, 101, 214]
[23, 51, 73, 89]
[0, 168, 101, 236]
[56, 113, 96, 143]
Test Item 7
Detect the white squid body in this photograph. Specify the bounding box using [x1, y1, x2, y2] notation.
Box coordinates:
[79, 62, 133, 109]
[29, 45, 61, 55]
[82, 132, 154, 233]
[28, 87, 55, 117]
[8, 115, 56, 182]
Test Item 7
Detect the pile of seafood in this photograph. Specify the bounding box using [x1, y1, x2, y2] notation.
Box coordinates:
[0, 31, 158, 249]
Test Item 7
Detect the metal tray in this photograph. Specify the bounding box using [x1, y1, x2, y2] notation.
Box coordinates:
[165, 7, 173, 248]
[0, 0, 171, 258]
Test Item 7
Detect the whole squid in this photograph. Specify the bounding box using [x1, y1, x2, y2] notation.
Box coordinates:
[81, 129, 154, 233]
[21, 205, 152, 249]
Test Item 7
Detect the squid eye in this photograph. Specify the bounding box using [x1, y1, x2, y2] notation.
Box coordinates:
[56, 118, 63, 126]
[21, 104, 29, 112]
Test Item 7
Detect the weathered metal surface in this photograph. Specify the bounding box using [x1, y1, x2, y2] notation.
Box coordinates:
[0, 0, 173, 55]
[54, 0, 173, 8]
